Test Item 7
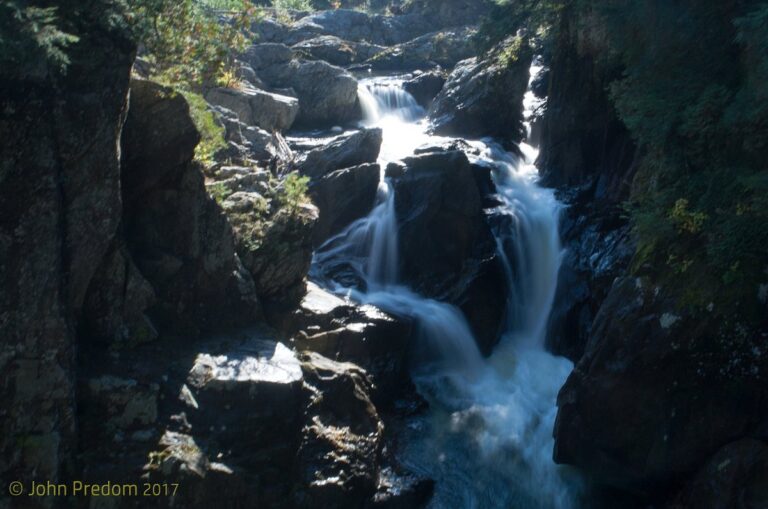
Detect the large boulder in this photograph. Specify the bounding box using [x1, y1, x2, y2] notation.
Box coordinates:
[295, 352, 384, 508]
[554, 277, 768, 490]
[429, 36, 532, 145]
[205, 85, 299, 132]
[293, 35, 385, 67]
[309, 163, 381, 245]
[225, 200, 319, 313]
[403, 70, 447, 108]
[259, 58, 361, 127]
[385, 150, 507, 354]
[365, 27, 477, 72]
[121, 79, 262, 334]
[280, 282, 414, 405]
[297, 128, 383, 179]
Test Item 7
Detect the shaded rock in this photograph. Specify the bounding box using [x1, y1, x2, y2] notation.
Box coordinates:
[259, 59, 361, 127]
[673, 439, 768, 509]
[545, 183, 635, 361]
[403, 70, 447, 108]
[554, 277, 768, 490]
[429, 37, 532, 145]
[282, 282, 413, 405]
[309, 163, 381, 246]
[0, 10, 135, 485]
[122, 79, 262, 334]
[80, 241, 158, 347]
[293, 35, 385, 67]
[205, 85, 299, 132]
[365, 27, 477, 72]
[385, 150, 506, 354]
[298, 128, 383, 179]
[295, 351, 384, 508]
[80, 375, 159, 445]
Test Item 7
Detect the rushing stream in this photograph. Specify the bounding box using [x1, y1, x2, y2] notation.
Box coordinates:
[312, 68, 582, 508]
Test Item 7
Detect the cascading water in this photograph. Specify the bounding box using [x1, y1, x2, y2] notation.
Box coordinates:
[312, 69, 582, 508]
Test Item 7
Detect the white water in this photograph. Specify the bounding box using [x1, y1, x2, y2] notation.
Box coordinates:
[312, 70, 582, 508]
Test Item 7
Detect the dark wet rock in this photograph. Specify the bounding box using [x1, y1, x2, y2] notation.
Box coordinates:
[385, 150, 507, 354]
[295, 351, 384, 508]
[545, 183, 635, 361]
[429, 37, 532, 146]
[281, 282, 414, 405]
[0, 11, 135, 485]
[309, 163, 381, 245]
[212, 105, 294, 163]
[258, 58, 360, 127]
[672, 439, 768, 509]
[368, 468, 436, 509]
[298, 128, 383, 179]
[403, 70, 447, 108]
[293, 35, 385, 67]
[537, 15, 636, 196]
[205, 85, 299, 132]
[365, 27, 477, 72]
[554, 277, 768, 490]
[122, 79, 262, 334]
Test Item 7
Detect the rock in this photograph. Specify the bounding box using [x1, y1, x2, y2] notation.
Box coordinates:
[298, 128, 383, 179]
[205, 85, 299, 132]
[554, 277, 768, 490]
[293, 35, 385, 67]
[545, 184, 635, 361]
[259, 59, 361, 127]
[212, 105, 293, 163]
[278, 9, 433, 46]
[282, 282, 413, 405]
[309, 163, 381, 246]
[385, 150, 507, 354]
[365, 27, 477, 72]
[429, 36, 532, 145]
[185, 338, 305, 460]
[122, 79, 262, 334]
[229, 204, 319, 312]
[403, 70, 447, 108]
[81, 242, 158, 347]
[295, 351, 384, 508]
[0, 10, 135, 485]
[673, 439, 768, 509]
[241, 42, 294, 73]
[80, 375, 159, 444]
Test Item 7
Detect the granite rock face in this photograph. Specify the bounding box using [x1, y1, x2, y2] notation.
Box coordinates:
[0, 8, 136, 489]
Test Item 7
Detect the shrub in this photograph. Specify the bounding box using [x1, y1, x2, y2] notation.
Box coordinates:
[279, 173, 310, 213]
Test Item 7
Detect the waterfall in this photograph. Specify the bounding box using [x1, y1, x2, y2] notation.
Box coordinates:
[313, 70, 582, 508]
